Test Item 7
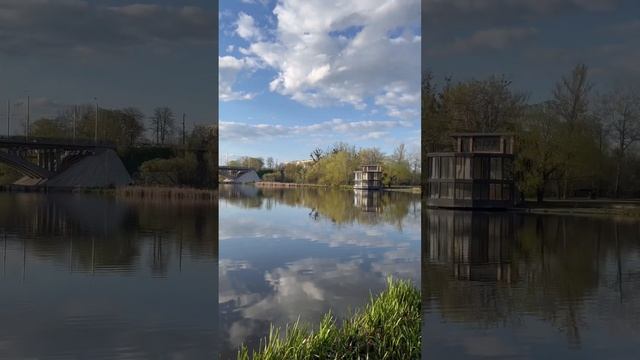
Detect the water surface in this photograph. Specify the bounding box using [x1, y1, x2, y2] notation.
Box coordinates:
[219, 185, 420, 357]
[423, 209, 640, 359]
[0, 193, 218, 359]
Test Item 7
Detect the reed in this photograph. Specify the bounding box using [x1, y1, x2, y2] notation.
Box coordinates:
[112, 186, 218, 202]
[236, 277, 421, 360]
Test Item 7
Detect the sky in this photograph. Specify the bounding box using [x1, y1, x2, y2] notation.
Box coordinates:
[219, 0, 421, 163]
[0, 0, 217, 138]
[423, 0, 640, 102]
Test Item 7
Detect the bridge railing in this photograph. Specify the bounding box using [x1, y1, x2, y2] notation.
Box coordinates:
[0, 135, 116, 149]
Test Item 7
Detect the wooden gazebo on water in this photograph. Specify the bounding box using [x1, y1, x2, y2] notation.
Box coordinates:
[426, 133, 515, 209]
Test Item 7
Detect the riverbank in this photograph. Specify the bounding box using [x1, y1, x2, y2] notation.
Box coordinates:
[517, 199, 640, 217]
[254, 181, 328, 188]
[236, 278, 421, 360]
[252, 182, 421, 194]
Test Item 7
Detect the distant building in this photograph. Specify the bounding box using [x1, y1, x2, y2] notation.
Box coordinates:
[354, 165, 382, 190]
[426, 133, 515, 208]
[286, 159, 314, 167]
[219, 167, 260, 184]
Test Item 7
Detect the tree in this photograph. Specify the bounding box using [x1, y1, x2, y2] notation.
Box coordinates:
[310, 148, 323, 163]
[30, 117, 68, 138]
[552, 64, 592, 129]
[358, 147, 384, 166]
[442, 75, 526, 133]
[598, 85, 640, 197]
[551, 64, 599, 198]
[266, 157, 274, 169]
[150, 107, 176, 145]
[514, 105, 564, 202]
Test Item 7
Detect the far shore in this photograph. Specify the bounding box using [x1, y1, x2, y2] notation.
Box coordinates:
[239, 181, 421, 193]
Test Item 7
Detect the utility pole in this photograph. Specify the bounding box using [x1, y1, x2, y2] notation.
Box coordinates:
[6, 100, 10, 137]
[26, 95, 30, 141]
[94, 98, 98, 144]
[182, 112, 186, 147]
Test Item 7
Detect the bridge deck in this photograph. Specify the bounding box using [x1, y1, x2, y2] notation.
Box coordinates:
[0, 136, 116, 150]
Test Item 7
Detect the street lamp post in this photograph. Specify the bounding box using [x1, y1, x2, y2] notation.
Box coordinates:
[6, 100, 10, 137]
[94, 98, 98, 144]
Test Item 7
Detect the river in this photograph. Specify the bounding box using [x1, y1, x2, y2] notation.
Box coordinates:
[0, 193, 218, 359]
[218, 185, 421, 357]
[422, 209, 640, 359]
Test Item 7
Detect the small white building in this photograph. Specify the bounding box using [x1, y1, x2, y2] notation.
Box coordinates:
[354, 165, 382, 190]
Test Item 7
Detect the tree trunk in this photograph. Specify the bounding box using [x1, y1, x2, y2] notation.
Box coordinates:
[536, 187, 544, 203]
[614, 159, 621, 198]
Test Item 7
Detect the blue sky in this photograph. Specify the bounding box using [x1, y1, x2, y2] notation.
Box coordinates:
[0, 0, 216, 139]
[423, 0, 640, 102]
[219, 0, 421, 163]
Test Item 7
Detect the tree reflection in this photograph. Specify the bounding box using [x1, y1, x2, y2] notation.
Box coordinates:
[0, 193, 218, 276]
[219, 185, 418, 229]
[423, 209, 640, 347]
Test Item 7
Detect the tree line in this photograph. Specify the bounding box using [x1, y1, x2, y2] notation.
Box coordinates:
[0, 104, 219, 188]
[423, 64, 640, 200]
[227, 142, 420, 187]
[26, 105, 187, 148]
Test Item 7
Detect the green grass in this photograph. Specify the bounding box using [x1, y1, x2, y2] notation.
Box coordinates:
[236, 277, 421, 360]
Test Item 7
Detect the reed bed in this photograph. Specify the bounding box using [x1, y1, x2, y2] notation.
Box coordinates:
[236, 278, 421, 360]
[254, 181, 328, 188]
[113, 186, 218, 202]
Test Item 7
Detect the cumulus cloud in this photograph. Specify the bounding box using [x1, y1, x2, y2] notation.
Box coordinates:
[423, 0, 619, 24]
[230, 0, 420, 118]
[219, 118, 412, 142]
[0, 1, 215, 56]
[219, 55, 260, 101]
[449, 27, 538, 53]
[235, 12, 264, 41]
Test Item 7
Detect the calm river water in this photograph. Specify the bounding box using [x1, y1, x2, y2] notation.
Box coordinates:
[218, 185, 421, 357]
[0, 193, 218, 359]
[423, 209, 640, 359]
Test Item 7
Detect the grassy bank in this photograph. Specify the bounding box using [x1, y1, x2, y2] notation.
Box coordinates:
[517, 199, 640, 217]
[254, 181, 328, 188]
[236, 278, 421, 360]
[111, 186, 217, 202]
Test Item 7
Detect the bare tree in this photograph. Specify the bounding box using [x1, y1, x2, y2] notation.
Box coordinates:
[150, 107, 175, 145]
[552, 64, 592, 128]
[310, 148, 323, 163]
[599, 86, 640, 197]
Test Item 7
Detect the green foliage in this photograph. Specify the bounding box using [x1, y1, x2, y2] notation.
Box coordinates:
[425, 63, 640, 200]
[30, 118, 69, 138]
[139, 155, 198, 186]
[261, 172, 280, 182]
[119, 147, 176, 175]
[260, 143, 419, 187]
[237, 278, 421, 360]
[0, 164, 20, 185]
[229, 156, 264, 171]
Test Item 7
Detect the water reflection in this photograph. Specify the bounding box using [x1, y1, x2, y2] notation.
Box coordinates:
[219, 185, 420, 357]
[423, 209, 640, 359]
[0, 193, 218, 359]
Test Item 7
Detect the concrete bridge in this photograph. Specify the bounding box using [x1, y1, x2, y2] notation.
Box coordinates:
[0, 136, 131, 188]
[219, 166, 260, 183]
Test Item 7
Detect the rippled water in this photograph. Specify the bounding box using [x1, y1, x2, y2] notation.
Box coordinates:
[218, 185, 421, 357]
[0, 193, 218, 359]
[422, 209, 640, 359]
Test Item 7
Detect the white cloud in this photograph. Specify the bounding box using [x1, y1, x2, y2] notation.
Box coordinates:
[219, 118, 412, 142]
[449, 27, 538, 53]
[235, 0, 420, 118]
[219, 55, 260, 101]
[235, 12, 264, 41]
